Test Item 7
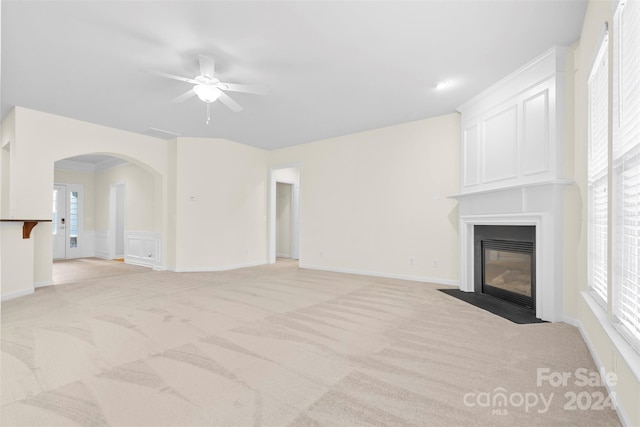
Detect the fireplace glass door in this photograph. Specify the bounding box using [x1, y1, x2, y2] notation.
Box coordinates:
[481, 239, 535, 308]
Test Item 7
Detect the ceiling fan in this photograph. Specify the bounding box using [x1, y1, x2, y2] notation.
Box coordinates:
[147, 55, 267, 124]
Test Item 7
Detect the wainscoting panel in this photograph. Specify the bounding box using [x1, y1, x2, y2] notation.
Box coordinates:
[94, 230, 109, 259]
[125, 232, 161, 268]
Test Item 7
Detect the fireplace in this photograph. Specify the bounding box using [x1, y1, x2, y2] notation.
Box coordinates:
[474, 225, 536, 310]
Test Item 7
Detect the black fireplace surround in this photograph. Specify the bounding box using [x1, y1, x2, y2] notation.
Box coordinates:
[474, 225, 536, 310]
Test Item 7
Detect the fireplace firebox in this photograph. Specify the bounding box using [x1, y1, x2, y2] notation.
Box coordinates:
[474, 225, 536, 309]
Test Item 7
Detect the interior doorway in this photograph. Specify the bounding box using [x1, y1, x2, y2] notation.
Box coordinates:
[269, 165, 300, 263]
[276, 182, 294, 258]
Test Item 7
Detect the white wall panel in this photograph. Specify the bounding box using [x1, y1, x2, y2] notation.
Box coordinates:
[125, 231, 161, 268]
[463, 124, 480, 187]
[457, 47, 564, 194]
[522, 89, 550, 176]
[94, 230, 109, 259]
[482, 105, 518, 183]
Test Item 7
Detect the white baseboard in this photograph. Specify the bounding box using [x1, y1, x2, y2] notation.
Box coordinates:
[124, 257, 153, 269]
[562, 314, 579, 327]
[1, 288, 34, 302]
[276, 253, 292, 258]
[298, 263, 460, 287]
[34, 281, 54, 289]
[170, 260, 268, 273]
[573, 299, 632, 427]
[94, 251, 110, 260]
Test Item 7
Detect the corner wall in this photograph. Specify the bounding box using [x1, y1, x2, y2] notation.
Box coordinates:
[565, 0, 640, 425]
[269, 113, 461, 284]
[173, 137, 269, 271]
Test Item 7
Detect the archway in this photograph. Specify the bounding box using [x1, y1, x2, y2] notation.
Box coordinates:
[52, 152, 164, 272]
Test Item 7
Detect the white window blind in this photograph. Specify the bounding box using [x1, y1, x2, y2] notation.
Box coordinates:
[613, 0, 640, 346]
[588, 33, 609, 303]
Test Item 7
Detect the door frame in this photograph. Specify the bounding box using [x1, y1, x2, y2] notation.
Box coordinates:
[108, 183, 126, 259]
[53, 184, 67, 259]
[268, 164, 301, 264]
[53, 182, 85, 259]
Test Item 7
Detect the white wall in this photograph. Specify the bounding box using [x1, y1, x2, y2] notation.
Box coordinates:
[1, 107, 167, 298]
[94, 163, 160, 233]
[174, 137, 268, 271]
[269, 113, 460, 284]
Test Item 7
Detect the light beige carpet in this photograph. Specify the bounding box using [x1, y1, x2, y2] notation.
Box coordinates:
[1, 259, 621, 426]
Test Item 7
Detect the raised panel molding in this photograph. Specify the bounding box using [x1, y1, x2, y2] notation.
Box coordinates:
[482, 105, 518, 184]
[94, 230, 109, 259]
[456, 46, 564, 194]
[522, 89, 550, 176]
[463, 124, 480, 187]
[125, 232, 162, 268]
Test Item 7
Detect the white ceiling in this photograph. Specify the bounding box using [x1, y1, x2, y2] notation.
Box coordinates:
[1, 0, 587, 151]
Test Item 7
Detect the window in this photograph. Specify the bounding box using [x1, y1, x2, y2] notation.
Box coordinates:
[588, 32, 609, 304]
[613, 0, 640, 346]
[69, 191, 78, 248]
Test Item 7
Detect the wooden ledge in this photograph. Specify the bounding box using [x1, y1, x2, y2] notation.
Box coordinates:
[0, 219, 52, 239]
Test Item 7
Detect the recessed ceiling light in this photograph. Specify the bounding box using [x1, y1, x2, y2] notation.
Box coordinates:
[434, 80, 451, 90]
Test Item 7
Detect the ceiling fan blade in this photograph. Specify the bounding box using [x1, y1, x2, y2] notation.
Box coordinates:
[144, 69, 198, 84]
[218, 92, 243, 112]
[198, 55, 216, 78]
[218, 82, 267, 96]
[171, 89, 196, 103]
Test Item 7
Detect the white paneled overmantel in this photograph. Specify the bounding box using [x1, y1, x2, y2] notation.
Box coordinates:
[452, 46, 573, 322]
[458, 46, 567, 193]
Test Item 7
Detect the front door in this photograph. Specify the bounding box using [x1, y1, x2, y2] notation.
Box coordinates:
[53, 184, 67, 259]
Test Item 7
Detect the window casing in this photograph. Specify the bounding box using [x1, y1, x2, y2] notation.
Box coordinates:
[588, 33, 610, 304]
[612, 0, 640, 348]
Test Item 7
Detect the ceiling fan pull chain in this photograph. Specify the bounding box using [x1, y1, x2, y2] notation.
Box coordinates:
[206, 102, 211, 125]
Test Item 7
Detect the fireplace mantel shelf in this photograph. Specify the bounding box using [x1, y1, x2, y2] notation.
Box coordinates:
[448, 179, 574, 200]
[0, 219, 52, 239]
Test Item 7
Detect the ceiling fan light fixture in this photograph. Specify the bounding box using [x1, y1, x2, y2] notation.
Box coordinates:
[433, 80, 451, 90]
[193, 84, 221, 103]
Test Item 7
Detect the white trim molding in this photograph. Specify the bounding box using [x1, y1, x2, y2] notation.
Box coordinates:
[94, 230, 109, 259]
[576, 293, 636, 427]
[1, 288, 34, 302]
[34, 281, 54, 289]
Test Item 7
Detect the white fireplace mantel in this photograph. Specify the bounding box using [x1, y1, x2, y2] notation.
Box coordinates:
[452, 46, 571, 322]
[451, 181, 572, 322]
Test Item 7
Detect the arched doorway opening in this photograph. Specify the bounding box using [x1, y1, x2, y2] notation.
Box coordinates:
[51, 152, 164, 283]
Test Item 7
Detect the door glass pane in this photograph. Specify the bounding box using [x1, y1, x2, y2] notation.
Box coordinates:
[69, 191, 78, 248]
[484, 249, 532, 297]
